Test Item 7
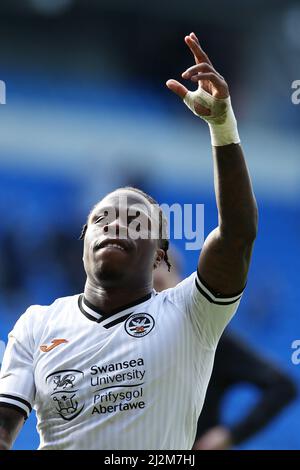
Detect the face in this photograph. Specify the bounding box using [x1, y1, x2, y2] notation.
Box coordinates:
[83, 189, 165, 287]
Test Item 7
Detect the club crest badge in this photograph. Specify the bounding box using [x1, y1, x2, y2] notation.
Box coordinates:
[125, 313, 155, 338]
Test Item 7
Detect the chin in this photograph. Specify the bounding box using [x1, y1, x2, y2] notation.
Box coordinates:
[93, 258, 128, 285]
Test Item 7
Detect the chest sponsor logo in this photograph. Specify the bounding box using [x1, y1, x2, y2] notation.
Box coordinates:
[124, 313, 155, 337]
[40, 338, 68, 352]
[46, 369, 84, 421]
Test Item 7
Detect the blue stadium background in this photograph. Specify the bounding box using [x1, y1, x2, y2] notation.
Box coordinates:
[0, 0, 299, 449]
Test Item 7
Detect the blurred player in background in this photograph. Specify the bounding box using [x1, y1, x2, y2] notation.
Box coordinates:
[0, 32, 258, 450]
[154, 252, 297, 450]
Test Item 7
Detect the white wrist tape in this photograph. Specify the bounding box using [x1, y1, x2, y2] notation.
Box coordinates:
[183, 88, 240, 146]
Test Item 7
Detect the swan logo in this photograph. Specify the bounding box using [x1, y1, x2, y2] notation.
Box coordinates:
[125, 313, 155, 338]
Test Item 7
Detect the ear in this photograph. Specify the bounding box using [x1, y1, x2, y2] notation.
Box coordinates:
[153, 248, 165, 270]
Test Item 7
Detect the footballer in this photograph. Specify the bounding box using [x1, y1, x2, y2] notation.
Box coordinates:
[0, 33, 257, 450]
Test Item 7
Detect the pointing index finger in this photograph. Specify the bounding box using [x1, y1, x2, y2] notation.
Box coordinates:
[185, 33, 213, 66]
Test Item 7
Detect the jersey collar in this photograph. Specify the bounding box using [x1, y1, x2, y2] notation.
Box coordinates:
[78, 292, 154, 327]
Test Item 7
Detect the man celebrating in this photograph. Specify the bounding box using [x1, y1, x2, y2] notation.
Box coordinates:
[0, 32, 257, 450]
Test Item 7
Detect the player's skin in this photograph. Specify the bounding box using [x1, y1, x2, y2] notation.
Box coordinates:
[82, 191, 165, 313]
[0, 407, 23, 450]
[192, 425, 232, 450]
[0, 32, 257, 450]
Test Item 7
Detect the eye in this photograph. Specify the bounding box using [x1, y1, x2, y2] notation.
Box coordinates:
[95, 216, 105, 224]
[94, 210, 109, 225]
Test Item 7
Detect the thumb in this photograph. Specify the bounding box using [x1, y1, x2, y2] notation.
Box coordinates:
[166, 79, 188, 99]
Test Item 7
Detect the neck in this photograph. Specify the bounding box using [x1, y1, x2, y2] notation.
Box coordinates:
[84, 278, 153, 315]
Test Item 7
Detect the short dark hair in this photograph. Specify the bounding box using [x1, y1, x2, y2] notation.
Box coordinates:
[79, 186, 171, 271]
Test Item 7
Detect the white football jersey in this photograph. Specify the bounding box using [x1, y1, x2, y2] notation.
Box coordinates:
[0, 271, 242, 450]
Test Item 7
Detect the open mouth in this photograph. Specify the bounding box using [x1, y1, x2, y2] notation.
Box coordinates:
[101, 244, 126, 252]
[94, 238, 133, 253]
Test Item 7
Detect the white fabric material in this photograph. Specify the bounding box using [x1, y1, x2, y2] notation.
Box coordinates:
[183, 88, 240, 146]
[0, 273, 242, 450]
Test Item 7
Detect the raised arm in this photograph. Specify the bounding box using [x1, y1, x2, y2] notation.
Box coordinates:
[0, 407, 24, 450]
[167, 33, 258, 295]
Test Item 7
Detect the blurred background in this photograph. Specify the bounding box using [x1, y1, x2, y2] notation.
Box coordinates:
[0, 0, 299, 450]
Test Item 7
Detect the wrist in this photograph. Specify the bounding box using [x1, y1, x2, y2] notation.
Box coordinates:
[208, 101, 240, 146]
[183, 89, 240, 146]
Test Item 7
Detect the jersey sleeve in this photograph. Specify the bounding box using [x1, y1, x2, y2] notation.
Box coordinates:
[165, 270, 244, 349]
[0, 309, 36, 419]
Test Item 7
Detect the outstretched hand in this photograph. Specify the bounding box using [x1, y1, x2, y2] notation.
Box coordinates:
[166, 33, 229, 116]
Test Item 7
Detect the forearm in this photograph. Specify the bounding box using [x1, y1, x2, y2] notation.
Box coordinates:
[171, 34, 258, 241]
[0, 407, 24, 450]
[0, 424, 12, 450]
[230, 379, 297, 445]
[213, 143, 258, 241]
[0, 436, 10, 450]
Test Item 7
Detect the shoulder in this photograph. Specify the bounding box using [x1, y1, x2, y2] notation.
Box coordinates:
[21, 293, 79, 321]
[149, 273, 198, 322]
[157, 272, 197, 306]
[11, 294, 80, 340]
